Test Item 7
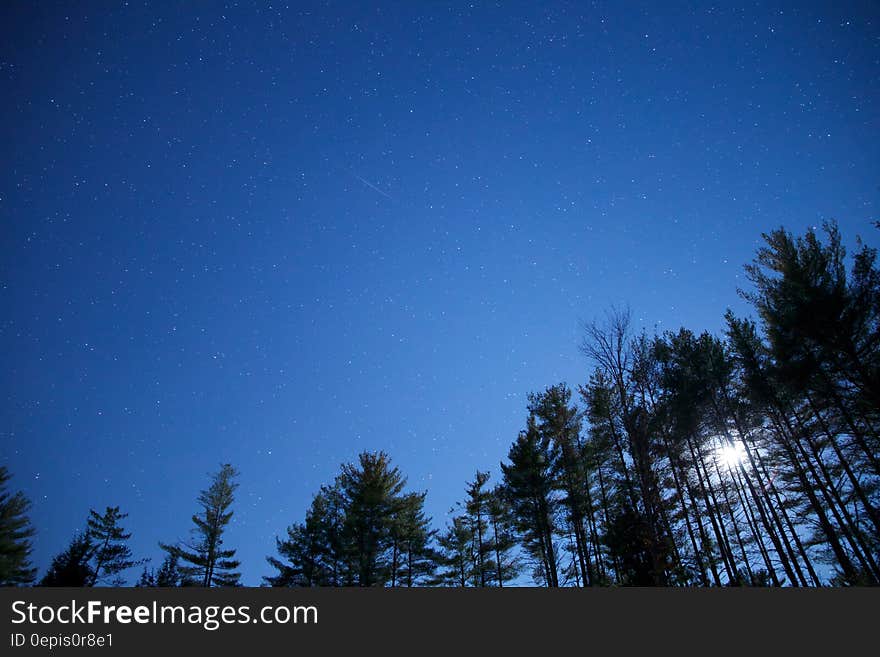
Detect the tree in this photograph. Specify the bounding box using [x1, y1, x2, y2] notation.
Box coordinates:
[728, 222, 880, 583]
[390, 491, 436, 587]
[161, 464, 241, 587]
[266, 454, 431, 587]
[463, 471, 494, 587]
[603, 506, 656, 585]
[265, 522, 318, 587]
[136, 553, 188, 587]
[0, 467, 37, 586]
[337, 451, 407, 587]
[86, 506, 143, 586]
[501, 415, 561, 586]
[157, 553, 192, 586]
[433, 513, 474, 587]
[135, 566, 156, 587]
[529, 384, 599, 586]
[744, 222, 880, 423]
[264, 485, 348, 588]
[580, 309, 675, 585]
[40, 532, 94, 587]
[486, 485, 522, 586]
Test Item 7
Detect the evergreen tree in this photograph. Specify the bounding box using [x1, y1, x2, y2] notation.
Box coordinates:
[0, 466, 37, 586]
[603, 506, 657, 585]
[266, 455, 430, 587]
[264, 485, 349, 586]
[255, 218, 874, 591]
[338, 451, 407, 587]
[529, 384, 599, 585]
[265, 522, 318, 587]
[391, 491, 436, 587]
[501, 415, 561, 586]
[463, 471, 494, 587]
[744, 223, 880, 538]
[161, 464, 241, 587]
[135, 566, 156, 587]
[266, 484, 353, 587]
[580, 309, 675, 584]
[86, 506, 143, 586]
[40, 532, 94, 587]
[433, 514, 474, 587]
[151, 553, 193, 586]
[486, 485, 522, 586]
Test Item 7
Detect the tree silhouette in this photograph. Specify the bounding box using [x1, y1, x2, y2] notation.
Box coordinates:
[87, 506, 144, 586]
[16, 220, 880, 588]
[40, 532, 94, 587]
[0, 466, 37, 586]
[500, 415, 561, 586]
[337, 451, 408, 587]
[161, 464, 241, 587]
[266, 452, 430, 587]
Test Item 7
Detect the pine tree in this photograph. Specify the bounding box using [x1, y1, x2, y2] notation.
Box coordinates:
[719, 222, 880, 584]
[743, 222, 880, 559]
[161, 464, 241, 587]
[580, 309, 675, 584]
[529, 384, 598, 586]
[486, 485, 522, 586]
[135, 566, 156, 587]
[156, 553, 188, 586]
[86, 506, 143, 586]
[266, 455, 430, 587]
[433, 514, 474, 587]
[390, 491, 436, 587]
[40, 532, 94, 586]
[265, 522, 317, 587]
[501, 415, 561, 586]
[337, 451, 407, 586]
[463, 471, 494, 586]
[0, 467, 37, 586]
[267, 484, 354, 587]
[726, 311, 875, 584]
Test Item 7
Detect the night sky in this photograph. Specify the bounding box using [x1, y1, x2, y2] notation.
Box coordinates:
[2, 1, 878, 585]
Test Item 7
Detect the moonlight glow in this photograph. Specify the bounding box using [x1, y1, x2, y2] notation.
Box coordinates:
[718, 442, 747, 469]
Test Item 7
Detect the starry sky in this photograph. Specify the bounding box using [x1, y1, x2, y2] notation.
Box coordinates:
[2, 1, 878, 585]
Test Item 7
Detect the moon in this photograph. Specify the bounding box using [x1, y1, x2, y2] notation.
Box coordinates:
[717, 441, 746, 469]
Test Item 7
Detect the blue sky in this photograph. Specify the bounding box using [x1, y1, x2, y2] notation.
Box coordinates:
[2, 1, 878, 584]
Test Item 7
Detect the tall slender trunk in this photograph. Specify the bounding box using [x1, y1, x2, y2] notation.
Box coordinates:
[584, 483, 604, 582]
[800, 431, 880, 581]
[711, 454, 752, 585]
[491, 516, 503, 588]
[749, 438, 822, 586]
[662, 433, 710, 585]
[688, 435, 739, 584]
[475, 508, 487, 587]
[771, 412, 861, 583]
[595, 460, 621, 582]
[712, 396, 800, 585]
[686, 474, 722, 586]
[693, 437, 739, 583]
[805, 393, 880, 538]
[732, 463, 778, 585]
[603, 411, 639, 510]
[816, 367, 880, 477]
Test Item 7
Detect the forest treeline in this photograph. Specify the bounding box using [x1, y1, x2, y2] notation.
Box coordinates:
[1, 221, 878, 587]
